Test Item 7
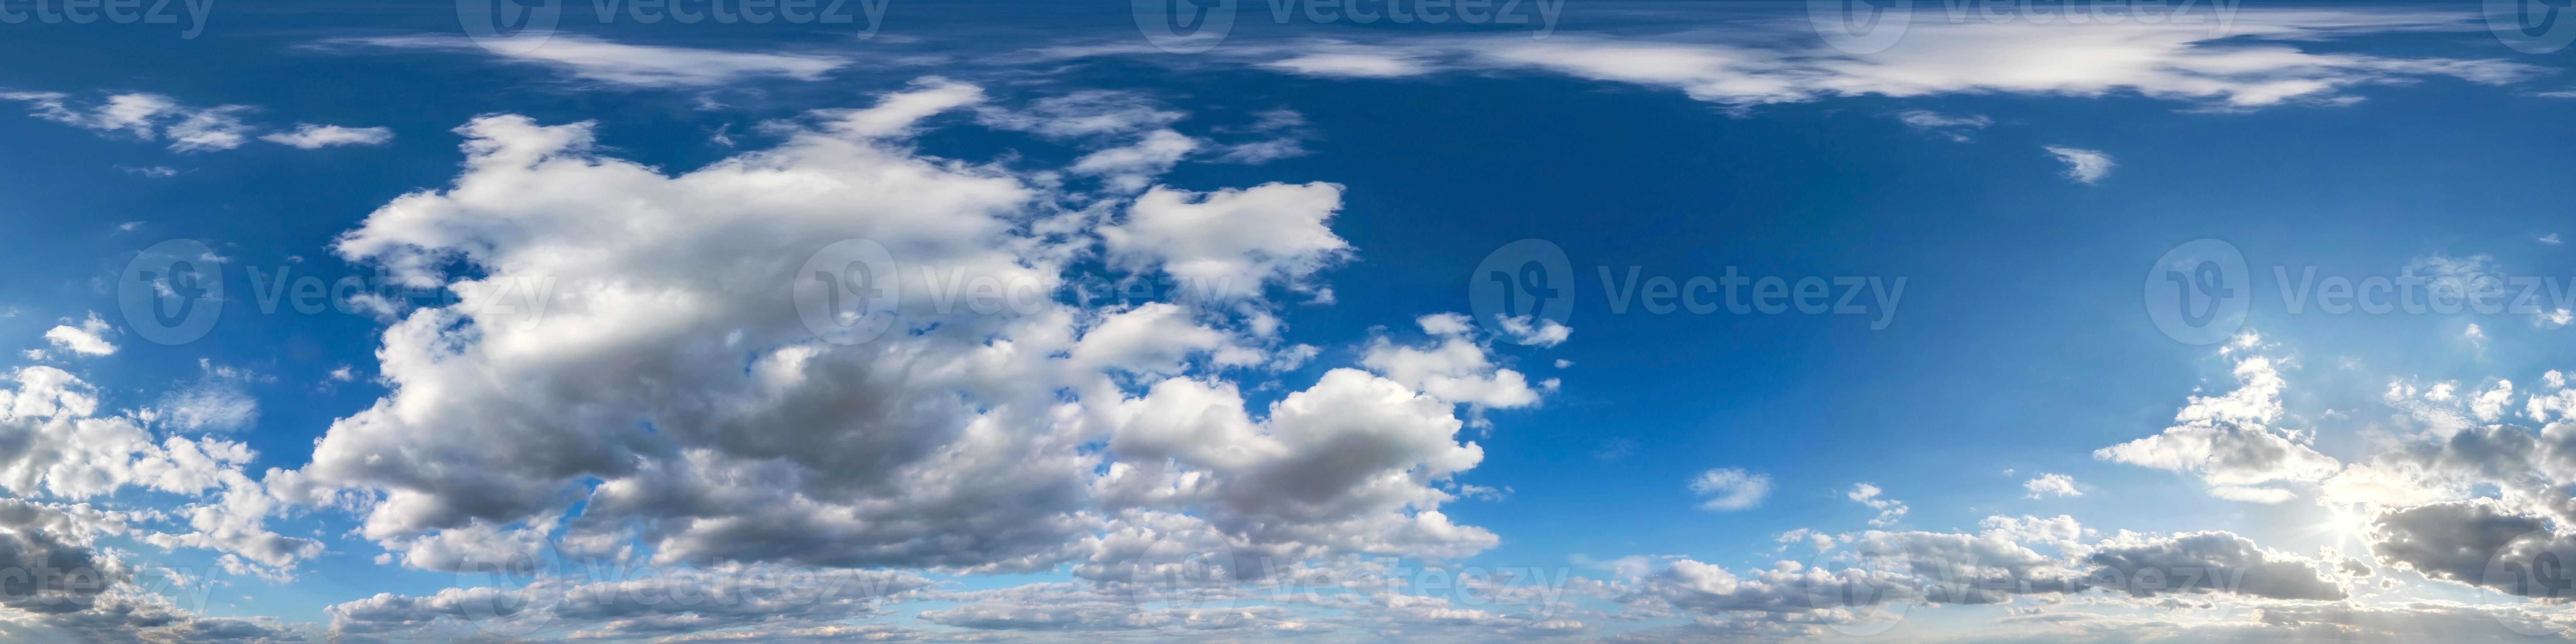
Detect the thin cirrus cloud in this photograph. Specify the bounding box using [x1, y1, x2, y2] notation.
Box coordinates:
[1157, 10, 2536, 113]
[2044, 145, 2115, 184]
[260, 124, 394, 149]
[1, 91, 388, 152]
[1690, 468, 1770, 511]
[338, 35, 848, 87]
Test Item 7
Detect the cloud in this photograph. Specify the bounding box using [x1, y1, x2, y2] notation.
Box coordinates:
[1848, 483, 1908, 527]
[1, 91, 253, 152]
[1147, 11, 2539, 112]
[1896, 109, 1990, 141]
[2023, 473, 2081, 498]
[2084, 531, 2350, 600]
[2044, 146, 2115, 184]
[2368, 500, 2576, 597]
[341, 35, 848, 87]
[42, 313, 116, 356]
[2542, 233, 2563, 245]
[269, 79, 1530, 607]
[0, 364, 319, 576]
[260, 123, 394, 148]
[1102, 181, 1354, 299]
[155, 360, 261, 432]
[1262, 45, 1435, 78]
[2096, 347, 2340, 501]
[1689, 468, 1770, 511]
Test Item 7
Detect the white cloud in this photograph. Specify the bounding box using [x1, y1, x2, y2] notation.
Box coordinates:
[2023, 473, 2081, 499]
[343, 35, 848, 87]
[260, 123, 394, 148]
[156, 360, 261, 432]
[1102, 181, 1353, 299]
[1848, 483, 1908, 526]
[2542, 233, 2564, 244]
[1197, 12, 2538, 112]
[265, 80, 1529, 603]
[2, 92, 255, 151]
[2044, 146, 2115, 184]
[1896, 109, 1990, 141]
[1690, 468, 1770, 511]
[41, 314, 116, 356]
[1263, 46, 1434, 78]
[2097, 347, 2339, 501]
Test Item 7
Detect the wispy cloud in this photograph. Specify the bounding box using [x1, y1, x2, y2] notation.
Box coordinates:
[340, 35, 848, 87]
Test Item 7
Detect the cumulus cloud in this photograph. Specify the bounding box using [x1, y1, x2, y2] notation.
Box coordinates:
[1848, 483, 1908, 527]
[260, 123, 394, 148]
[1690, 468, 1770, 511]
[0, 363, 319, 580]
[42, 313, 116, 356]
[2024, 473, 2081, 498]
[1102, 182, 1354, 299]
[263, 80, 1530, 630]
[2097, 346, 2339, 502]
[1624, 516, 2351, 629]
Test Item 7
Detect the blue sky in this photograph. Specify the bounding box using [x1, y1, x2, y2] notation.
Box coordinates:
[4, 0, 2576, 641]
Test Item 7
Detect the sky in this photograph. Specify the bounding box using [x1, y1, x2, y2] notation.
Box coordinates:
[3, 0, 2576, 641]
